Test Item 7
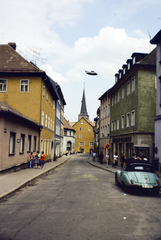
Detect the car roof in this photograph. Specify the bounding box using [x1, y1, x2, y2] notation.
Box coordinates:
[125, 158, 154, 171]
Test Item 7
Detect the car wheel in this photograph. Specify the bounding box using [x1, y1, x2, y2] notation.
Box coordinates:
[122, 182, 129, 193]
[152, 188, 159, 196]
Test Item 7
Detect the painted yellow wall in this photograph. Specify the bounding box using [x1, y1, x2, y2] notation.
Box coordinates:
[0, 75, 56, 161]
[73, 117, 94, 153]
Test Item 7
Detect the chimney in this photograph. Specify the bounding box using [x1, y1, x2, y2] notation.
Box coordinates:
[8, 42, 16, 50]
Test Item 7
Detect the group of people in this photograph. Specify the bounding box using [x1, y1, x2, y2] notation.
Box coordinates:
[29, 151, 45, 169]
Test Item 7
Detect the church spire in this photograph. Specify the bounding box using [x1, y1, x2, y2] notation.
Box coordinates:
[78, 88, 89, 120]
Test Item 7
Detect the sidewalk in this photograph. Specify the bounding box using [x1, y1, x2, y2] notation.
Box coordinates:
[0, 155, 72, 200]
[88, 156, 121, 174]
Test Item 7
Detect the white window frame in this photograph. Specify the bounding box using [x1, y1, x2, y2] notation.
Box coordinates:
[42, 111, 44, 125]
[122, 86, 124, 99]
[20, 134, 25, 153]
[117, 117, 119, 130]
[20, 80, 29, 92]
[121, 115, 125, 129]
[43, 84, 45, 97]
[88, 127, 91, 131]
[127, 81, 130, 95]
[9, 132, 16, 154]
[131, 110, 135, 126]
[45, 114, 47, 127]
[0, 79, 7, 92]
[126, 113, 130, 128]
[27, 135, 32, 152]
[131, 77, 135, 92]
[79, 135, 82, 138]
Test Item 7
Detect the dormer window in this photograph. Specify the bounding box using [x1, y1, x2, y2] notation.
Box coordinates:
[128, 62, 131, 70]
[133, 56, 136, 64]
[115, 74, 119, 83]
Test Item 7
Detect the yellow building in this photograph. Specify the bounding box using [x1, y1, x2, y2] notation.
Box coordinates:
[0, 43, 59, 161]
[72, 89, 95, 153]
[73, 117, 94, 153]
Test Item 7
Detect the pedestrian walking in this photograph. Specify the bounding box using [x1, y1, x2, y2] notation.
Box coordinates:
[40, 151, 45, 169]
[93, 152, 96, 161]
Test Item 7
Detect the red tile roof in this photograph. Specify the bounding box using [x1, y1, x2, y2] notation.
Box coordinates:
[0, 44, 44, 73]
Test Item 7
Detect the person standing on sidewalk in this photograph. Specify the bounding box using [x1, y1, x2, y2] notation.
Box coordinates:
[34, 151, 40, 169]
[113, 152, 118, 168]
[40, 151, 45, 169]
[29, 152, 34, 168]
[99, 151, 104, 164]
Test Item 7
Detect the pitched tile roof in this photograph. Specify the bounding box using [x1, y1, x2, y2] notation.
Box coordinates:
[0, 101, 41, 127]
[64, 118, 75, 131]
[137, 47, 156, 66]
[0, 43, 44, 73]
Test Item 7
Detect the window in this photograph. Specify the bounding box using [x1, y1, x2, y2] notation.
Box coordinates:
[88, 127, 91, 131]
[20, 134, 25, 153]
[80, 142, 84, 146]
[127, 81, 130, 95]
[127, 113, 130, 128]
[9, 132, 16, 155]
[34, 136, 37, 151]
[121, 115, 125, 129]
[45, 114, 47, 127]
[117, 91, 119, 102]
[90, 142, 93, 146]
[44, 139, 46, 154]
[51, 118, 52, 129]
[48, 116, 50, 128]
[108, 104, 110, 116]
[20, 80, 29, 92]
[80, 127, 82, 131]
[114, 120, 116, 130]
[46, 90, 48, 100]
[27, 135, 31, 152]
[42, 111, 44, 125]
[131, 78, 135, 92]
[49, 94, 51, 104]
[114, 94, 116, 104]
[117, 117, 119, 130]
[122, 86, 124, 99]
[47, 139, 49, 156]
[0, 79, 7, 92]
[40, 139, 43, 153]
[79, 135, 82, 138]
[81, 121, 84, 124]
[53, 120, 55, 131]
[111, 121, 113, 131]
[43, 84, 45, 97]
[131, 110, 135, 126]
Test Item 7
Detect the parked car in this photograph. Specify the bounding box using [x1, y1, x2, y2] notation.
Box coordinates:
[115, 159, 160, 195]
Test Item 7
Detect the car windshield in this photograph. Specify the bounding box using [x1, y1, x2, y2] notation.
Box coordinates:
[126, 163, 155, 173]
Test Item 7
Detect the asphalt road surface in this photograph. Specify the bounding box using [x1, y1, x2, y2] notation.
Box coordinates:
[0, 154, 161, 240]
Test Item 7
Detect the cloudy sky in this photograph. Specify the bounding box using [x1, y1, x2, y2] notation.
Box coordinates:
[0, 0, 161, 122]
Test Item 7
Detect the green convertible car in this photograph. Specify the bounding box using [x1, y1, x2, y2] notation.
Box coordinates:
[115, 159, 160, 195]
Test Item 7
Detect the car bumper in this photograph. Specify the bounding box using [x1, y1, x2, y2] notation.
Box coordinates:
[130, 184, 160, 190]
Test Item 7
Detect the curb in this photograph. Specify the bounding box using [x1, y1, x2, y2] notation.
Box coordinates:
[0, 156, 72, 201]
[87, 160, 116, 174]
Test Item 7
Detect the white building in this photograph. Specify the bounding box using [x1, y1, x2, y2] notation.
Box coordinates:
[63, 118, 76, 154]
[150, 29, 161, 175]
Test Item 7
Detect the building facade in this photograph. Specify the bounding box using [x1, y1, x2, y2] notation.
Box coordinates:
[109, 49, 156, 163]
[0, 101, 41, 171]
[150, 30, 161, 174]
[0, 43, 59, 162]
[72, 88, 94, 153]
[98, 90, 111, 161]
[63, 118, 76, 154]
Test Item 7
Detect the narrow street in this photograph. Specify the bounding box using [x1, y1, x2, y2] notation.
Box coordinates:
[0, 154, 161, 240]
